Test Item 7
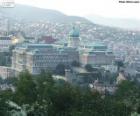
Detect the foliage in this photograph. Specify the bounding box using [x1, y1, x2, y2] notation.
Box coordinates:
[55, 63, 66, 75]
[71, 61, 80, 67]
[0, 71, 140, 115]
[115, 81, 140, 111]
[14, 71, 37, 105]
[115, 60, 124, 71]
[85, 64, 93, 72]
[0, 90, 15, 116]
[0, 77, 18, 86]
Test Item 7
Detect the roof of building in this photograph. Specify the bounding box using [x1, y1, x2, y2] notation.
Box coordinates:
[18, 43, 54, 49]
[40, 36, 57, 44]
[84, 42, 107, 48]
[72, 67, 93, 74]
[27, 44, 53, 48]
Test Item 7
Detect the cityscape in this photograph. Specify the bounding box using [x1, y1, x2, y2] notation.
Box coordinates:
[0, 1, 140, 116]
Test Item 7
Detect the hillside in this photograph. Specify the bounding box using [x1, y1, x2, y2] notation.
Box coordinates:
[0, 4, 90, 23]
[86, 15, 140, 30]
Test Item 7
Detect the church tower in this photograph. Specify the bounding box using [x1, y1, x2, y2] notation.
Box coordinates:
[68, 27, 80, 49]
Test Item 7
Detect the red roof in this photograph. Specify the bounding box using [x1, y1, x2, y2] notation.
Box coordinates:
[40, 36, 57, 44]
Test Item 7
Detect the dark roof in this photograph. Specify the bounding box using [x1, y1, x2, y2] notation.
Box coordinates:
[0, 36, 11, 40]
[40, 36, 56, 44]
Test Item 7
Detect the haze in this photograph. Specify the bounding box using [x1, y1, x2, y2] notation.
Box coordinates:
[15, 0, 140, 19]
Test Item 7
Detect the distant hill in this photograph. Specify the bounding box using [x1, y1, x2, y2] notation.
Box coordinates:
[86, 15, 140, 30]
[0, 4, 90, 23]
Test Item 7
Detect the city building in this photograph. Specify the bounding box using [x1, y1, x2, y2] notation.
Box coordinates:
[90, 79, 117, 95]
[80, 42, 115, 66]
[102, 65, 118, 73]
[0, 36, 13, 52]
[0, 35, 23, 52]
[12, 44, 79, 75]
[65, 67, 99, 86]
[0, 66, 15, 79]
[11, 26, 115, 77]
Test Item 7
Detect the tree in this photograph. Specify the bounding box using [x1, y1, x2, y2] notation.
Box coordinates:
[47, 83, 82, 116]
[25, 70, 55, 116]
[36, 70, 54, 101]
[115, 60, 124, 72]
[137, 105, 140, 114]
[0, 89, 14, 116]
[71, 61, 80, 67]
[85, 64, 93, 72]
[14, 70, 37, 105]
[0, 70, 139, 115]
[115, 80, 140, 112]
[4, 77, 18, 86]
[0, 98, 10, 116]
[55, 63, 65, 75]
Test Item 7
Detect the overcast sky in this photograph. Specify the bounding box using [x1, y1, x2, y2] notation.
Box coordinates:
[15, 0, 140, 19]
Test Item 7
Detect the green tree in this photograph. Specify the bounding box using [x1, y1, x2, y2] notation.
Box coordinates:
[0, 89, 14, 116]
[14, 70, 37, 105]
[85, 64, 93, 72]
[71, 61, 80, 67]
[55, 63, 65, 75]
[26, 70, 54, 116]
[115, 80, 140, 113]
[36, 70, 54, 101]
[115, 60, 124, 72]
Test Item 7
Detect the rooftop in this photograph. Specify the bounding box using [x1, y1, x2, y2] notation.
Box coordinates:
[73, 67, 90, 74]
[16, 43, 54, 49]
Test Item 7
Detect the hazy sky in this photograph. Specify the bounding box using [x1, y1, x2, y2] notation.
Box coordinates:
[15, 0, 140, 19]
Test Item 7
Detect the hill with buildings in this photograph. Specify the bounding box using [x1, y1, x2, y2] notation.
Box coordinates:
[0, 4, 90, 23]
[0, 4, 140, 45]
[86, 15, 140, 30]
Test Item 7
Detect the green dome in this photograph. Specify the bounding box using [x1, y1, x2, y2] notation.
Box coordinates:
[69, 27, 80, 37]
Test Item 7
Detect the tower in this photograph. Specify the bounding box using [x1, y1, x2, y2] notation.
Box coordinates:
[68, 27, 80, 49]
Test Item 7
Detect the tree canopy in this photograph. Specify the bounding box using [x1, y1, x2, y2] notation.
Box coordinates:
[0, 71, 140, 116]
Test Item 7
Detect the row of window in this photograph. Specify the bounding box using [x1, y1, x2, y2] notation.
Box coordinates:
[33, 61, 68, 67]
[33, 56, 68, 61]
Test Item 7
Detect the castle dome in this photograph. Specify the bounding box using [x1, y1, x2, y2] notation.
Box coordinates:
[69, 27, 80, 38]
